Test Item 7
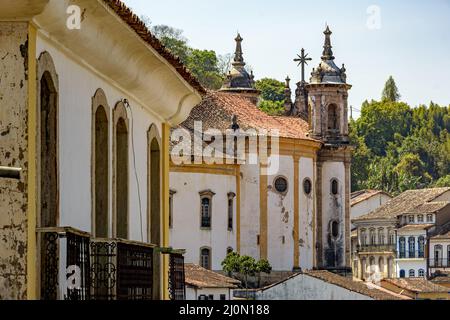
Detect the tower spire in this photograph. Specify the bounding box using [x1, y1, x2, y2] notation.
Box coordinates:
[233, 33, 245, 68]
[322, 25, 335, 61]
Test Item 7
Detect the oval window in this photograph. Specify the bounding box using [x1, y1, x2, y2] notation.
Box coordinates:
[331, 221, 339, 238]
[303, 179, 312, 195]
[331, 179, 339, 195]
[274, 177, 288, 194]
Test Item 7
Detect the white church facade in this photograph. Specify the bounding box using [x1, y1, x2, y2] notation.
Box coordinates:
[169, 28, 353, 274]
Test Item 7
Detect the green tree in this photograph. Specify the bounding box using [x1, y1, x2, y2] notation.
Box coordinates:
[186, 49, 223, 90]
[435, 175, 450, 187]
[255, 259, 272, 288]
[221, 251, 241, 277]
[258, 100, 284, 116]
[255, 78, 285, 102]
[382, 76, 401, 102]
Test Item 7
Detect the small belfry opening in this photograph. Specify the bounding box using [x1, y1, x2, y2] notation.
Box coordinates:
[327, 104, 339, 132]
[116, 117, 128, 239]
[94, 105, 109, 238]
[40, 71, 58, 228]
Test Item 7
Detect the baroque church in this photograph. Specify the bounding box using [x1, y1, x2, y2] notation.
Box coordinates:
[169, 27, 353, 274]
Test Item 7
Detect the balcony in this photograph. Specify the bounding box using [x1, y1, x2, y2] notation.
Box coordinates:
[398, 251, 425, 259]
[357, 244, 396, 253]
[429, 259, 450, 268]
[38, 227, 186, 300]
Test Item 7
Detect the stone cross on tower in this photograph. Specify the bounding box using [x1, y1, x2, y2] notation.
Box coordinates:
[294, 48, 312, 84]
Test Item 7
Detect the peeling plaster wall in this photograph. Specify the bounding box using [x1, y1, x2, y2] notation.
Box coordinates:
[299, 157, 314, 270]
[321, 161, 346, 268]
[0, 22, 29, 300]
[267, 156, 294, 271]
[169, 172, 237, 270]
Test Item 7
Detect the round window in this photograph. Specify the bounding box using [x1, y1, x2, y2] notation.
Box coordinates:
[274, 177, 288, 194]
[303, 179, 312, 195]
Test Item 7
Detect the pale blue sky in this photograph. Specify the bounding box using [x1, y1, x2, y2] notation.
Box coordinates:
[124, 0, 450, 114]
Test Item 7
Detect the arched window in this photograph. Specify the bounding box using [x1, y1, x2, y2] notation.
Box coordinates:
[378, 257, 384, 274]
[361, 257, 367, 280]
[331, 179, 339, 195]
[417, 215, 424, 223]
[360, 229, 367, 246]
[228, 192, 236, 231]
[400, 270, 406, 278]
[92, 89, 109, 238]
[370, 229, 376, 245]
[418, 236, 425, 258]
[199, 190, 215, 229]
[378, 228, 385, 245]
[409, 269, 416, 278]
[113, 102, 129, 239]
[409, 237, 416, 258]
[38, 54, 59, 229]
[399, 237, 406, 258]
[327, 104, 339, 131]
[388, 229, 395, 245]
[418, 269, 425, 277]
[227, 247, 233, 255]
[201, 248, 211, 270]
[435, 245, 443, 267]
[427, 214, 433, 223]
[331, 220, 340, 239]
[369, 256, 376, 268]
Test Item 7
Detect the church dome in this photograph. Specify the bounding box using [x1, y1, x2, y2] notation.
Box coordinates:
[220, 34, 259, 93]
[310, 26, 347, 85]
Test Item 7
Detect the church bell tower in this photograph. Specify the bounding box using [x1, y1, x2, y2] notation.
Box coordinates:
[307, 27, 353, 274]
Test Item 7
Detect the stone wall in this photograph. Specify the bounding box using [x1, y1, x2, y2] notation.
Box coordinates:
[0, 22, 30, 299]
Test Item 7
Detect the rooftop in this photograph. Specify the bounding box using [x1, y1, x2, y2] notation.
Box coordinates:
[103, 0, 205, 95]
[353, 188, 450, 222]
[184, 264, 240, 289]
[179, 91, 316, 141]
[351, 190, 392, 207]
[382, 278, 450, 294]
[304, 271, 404, 300]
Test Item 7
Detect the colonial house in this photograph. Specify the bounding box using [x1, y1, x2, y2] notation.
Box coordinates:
[184, 264, 240, 300]
[352, 188, 450, 281]
[170, 28, 353, 275]
[428, 223, 450, 277]
[0, 0, 204, 300]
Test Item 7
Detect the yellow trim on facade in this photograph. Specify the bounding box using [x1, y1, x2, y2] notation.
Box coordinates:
[26, 22, 37, 300]
[293, 155, 300, 268]
[259, 165, 268, 260]
[162, 123, 170, 300]
[170, 163, 237, 176]
[235, 167, 241, 253]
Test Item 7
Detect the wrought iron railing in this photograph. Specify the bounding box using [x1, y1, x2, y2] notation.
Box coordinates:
[38, 227, 91, 300]
[90, 239, 155, 300]
[39, 228, 186, 300]
[429, 259, 450, 268]
[168, 252, 186, 301]
[357, 244, 396, 253]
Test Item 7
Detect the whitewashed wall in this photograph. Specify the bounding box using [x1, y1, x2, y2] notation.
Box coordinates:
[351, 194, 392, 222]
[267, 156, 294, 271]
[299, 157, 315, 270]
[321, 161, 346, 267]
[37, 36, 162, 242]
[240, 163, 261, 261]
[169, 172, 236, 270]
[255, 273, 373, 300]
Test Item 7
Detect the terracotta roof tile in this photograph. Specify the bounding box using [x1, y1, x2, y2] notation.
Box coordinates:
[382, 278, 450, 293]
[397, 224, 435, 232]
[353, 188, 450, 222]
[102, 0, 206, 95]
[406, 202, 450, 214]
[184, 264, 240, 289]
[179, 91, 317, 141]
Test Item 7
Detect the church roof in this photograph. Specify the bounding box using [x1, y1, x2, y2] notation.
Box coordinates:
[220, 34, 259, 93]
[103, 0, 206, 95]
[179, 91, 315, 141]
[353, 188, 450, 222]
